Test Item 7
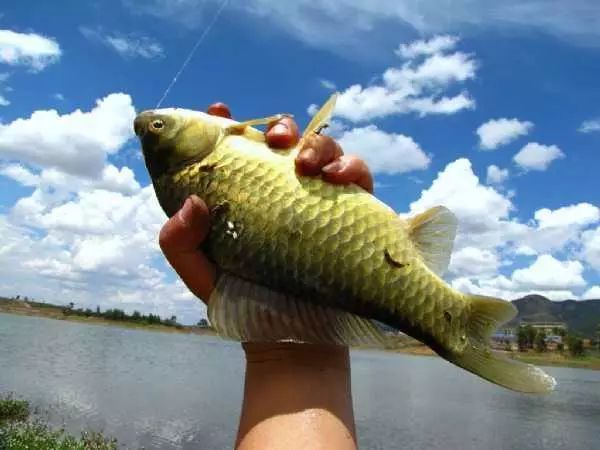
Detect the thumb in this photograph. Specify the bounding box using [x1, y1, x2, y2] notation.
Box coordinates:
[159, 195, 216, 303]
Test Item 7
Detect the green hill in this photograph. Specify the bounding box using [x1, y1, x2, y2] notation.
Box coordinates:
[509, 295, 600, 338]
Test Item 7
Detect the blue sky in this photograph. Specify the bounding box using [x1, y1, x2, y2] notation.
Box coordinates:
[0, 1, 599, 324]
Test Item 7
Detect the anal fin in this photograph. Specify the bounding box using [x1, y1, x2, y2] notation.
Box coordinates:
[208, 273, 388, 348]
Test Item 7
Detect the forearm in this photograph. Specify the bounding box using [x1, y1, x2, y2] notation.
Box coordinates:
[236, 342, 357, 450]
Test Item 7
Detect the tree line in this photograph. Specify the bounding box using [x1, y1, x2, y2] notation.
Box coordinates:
[516, 325, 587, 356]
[63, 303, 182, 328]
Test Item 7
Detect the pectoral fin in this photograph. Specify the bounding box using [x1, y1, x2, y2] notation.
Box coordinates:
[208, 273, 388, 348]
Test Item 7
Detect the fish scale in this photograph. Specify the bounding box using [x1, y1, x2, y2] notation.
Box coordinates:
[137, 96, 556, 393]
[156, 136, 465, 351]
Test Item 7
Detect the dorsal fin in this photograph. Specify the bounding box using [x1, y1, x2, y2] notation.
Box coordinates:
[302, 93, 338, 139]
[407, 206, 457, 276]
[223, 114, 293, 143]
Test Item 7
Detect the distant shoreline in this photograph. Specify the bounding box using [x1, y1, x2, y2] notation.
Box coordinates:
[2, 300, 598, 370]
[508, 352, 600, 370]
[0, 300, 216, 336]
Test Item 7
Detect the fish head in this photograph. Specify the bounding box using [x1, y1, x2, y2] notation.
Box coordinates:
[134, 108, 230, 179]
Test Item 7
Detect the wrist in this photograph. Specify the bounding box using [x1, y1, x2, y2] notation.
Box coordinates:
[242, 341, 350, 370]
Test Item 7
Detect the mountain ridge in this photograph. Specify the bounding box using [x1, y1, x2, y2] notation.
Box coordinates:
[508, 295, 600, 338]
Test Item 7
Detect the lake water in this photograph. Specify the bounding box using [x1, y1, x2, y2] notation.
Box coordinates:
[1, 313, 598, 449]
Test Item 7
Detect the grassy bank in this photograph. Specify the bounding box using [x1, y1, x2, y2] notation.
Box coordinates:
[0, 395, 116, 450]
[0, 395, 29, 424]
[381, 334, 600, 369]
[383, 335, 437, 356]
[510, 351, 600, 370]
[0, 298, 216, 336]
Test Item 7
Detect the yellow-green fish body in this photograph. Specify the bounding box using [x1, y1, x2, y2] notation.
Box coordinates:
[156, 133, 462, 349]
[135, 96, 555, 393]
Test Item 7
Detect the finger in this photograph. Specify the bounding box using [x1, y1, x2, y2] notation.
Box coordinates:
[207, 102, 232, 119]
[295, 134, 343, 176]
[321, 155, 374, 193]
[159, 195, 216, 302]
[265, 116, 300, 149]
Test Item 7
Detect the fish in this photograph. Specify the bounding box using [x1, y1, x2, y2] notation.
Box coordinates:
[134, 94, 556, 393]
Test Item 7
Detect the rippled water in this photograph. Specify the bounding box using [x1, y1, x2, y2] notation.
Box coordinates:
[1, 313, 598, 449]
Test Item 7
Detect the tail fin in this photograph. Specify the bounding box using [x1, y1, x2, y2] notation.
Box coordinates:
[444, 294, 556, 394]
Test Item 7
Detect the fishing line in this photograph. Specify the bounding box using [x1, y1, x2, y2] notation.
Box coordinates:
[155, 0, 230, 108]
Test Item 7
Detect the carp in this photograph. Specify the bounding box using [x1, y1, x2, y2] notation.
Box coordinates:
[135, 95, 555, 393]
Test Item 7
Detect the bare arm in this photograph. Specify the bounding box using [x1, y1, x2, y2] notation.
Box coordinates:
[158, 103, 373, 449]
[237, 343, 356, 450]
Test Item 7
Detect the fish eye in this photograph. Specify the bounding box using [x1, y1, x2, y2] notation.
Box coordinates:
[149, 119, 165, 133]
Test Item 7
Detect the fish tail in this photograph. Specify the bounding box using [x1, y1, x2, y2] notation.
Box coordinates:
[442, 294, 556, 393]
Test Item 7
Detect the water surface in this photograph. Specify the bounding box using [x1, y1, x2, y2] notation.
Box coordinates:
[1, 313, 598, 449]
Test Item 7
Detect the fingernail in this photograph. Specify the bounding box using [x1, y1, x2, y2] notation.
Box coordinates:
[269, 123, 288, 135]
[206, 102, 232, 119]
[322, 160, 345, 173]
[178, 197, 195, 227]
[299, 148, 317, 163]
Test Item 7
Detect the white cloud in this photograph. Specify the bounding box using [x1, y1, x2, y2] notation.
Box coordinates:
[13, 185, 147, 234]
[395, 35, 458, 59]
[0, 163, 40, 186]
[0, 92, 210, 323]
[534, 203, 599, 229]
[319, 78, 336, 90]
[581, 227, 600, 270]
[449, 246, 500, 277]
[486, 165, 509, 185]
[514, 245, 537, 256]
[453, 275, 577, 301]
[407, 160, 596, 258]
[578, 118, 600, 133]
[392, 51, 476, 84]
[582, 285, 600, 300]
[511, 254, 585, 290]
[334, 36, 476, 122]
[406, 93, 474, 116]
[306, 103, 319, 116]
[0, 93, 136, 178]
[406, 158, 599, 302]
[0, 29, 61, 71]
[126, 1, 600, 54]
[452, 253, 586, 302]
[0, 72, 11, 105]
[1, 165, 138, 199]
[408, 159, 513, 247]
[337, 125, 430, 174]
[53, 93, 65, 101]
[96, 165, 140, 194]
[493, 203, 600, 261]
[476, 118, 533, 150]
[513, 142, 564, 171]
[79, 27, 164, 59]
[0, 183, 206, 322]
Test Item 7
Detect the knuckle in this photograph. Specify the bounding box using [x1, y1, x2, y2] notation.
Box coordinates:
[302, 134, 318, 149]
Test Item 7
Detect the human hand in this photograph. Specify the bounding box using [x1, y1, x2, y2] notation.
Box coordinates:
[159, 102, 374, 303]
